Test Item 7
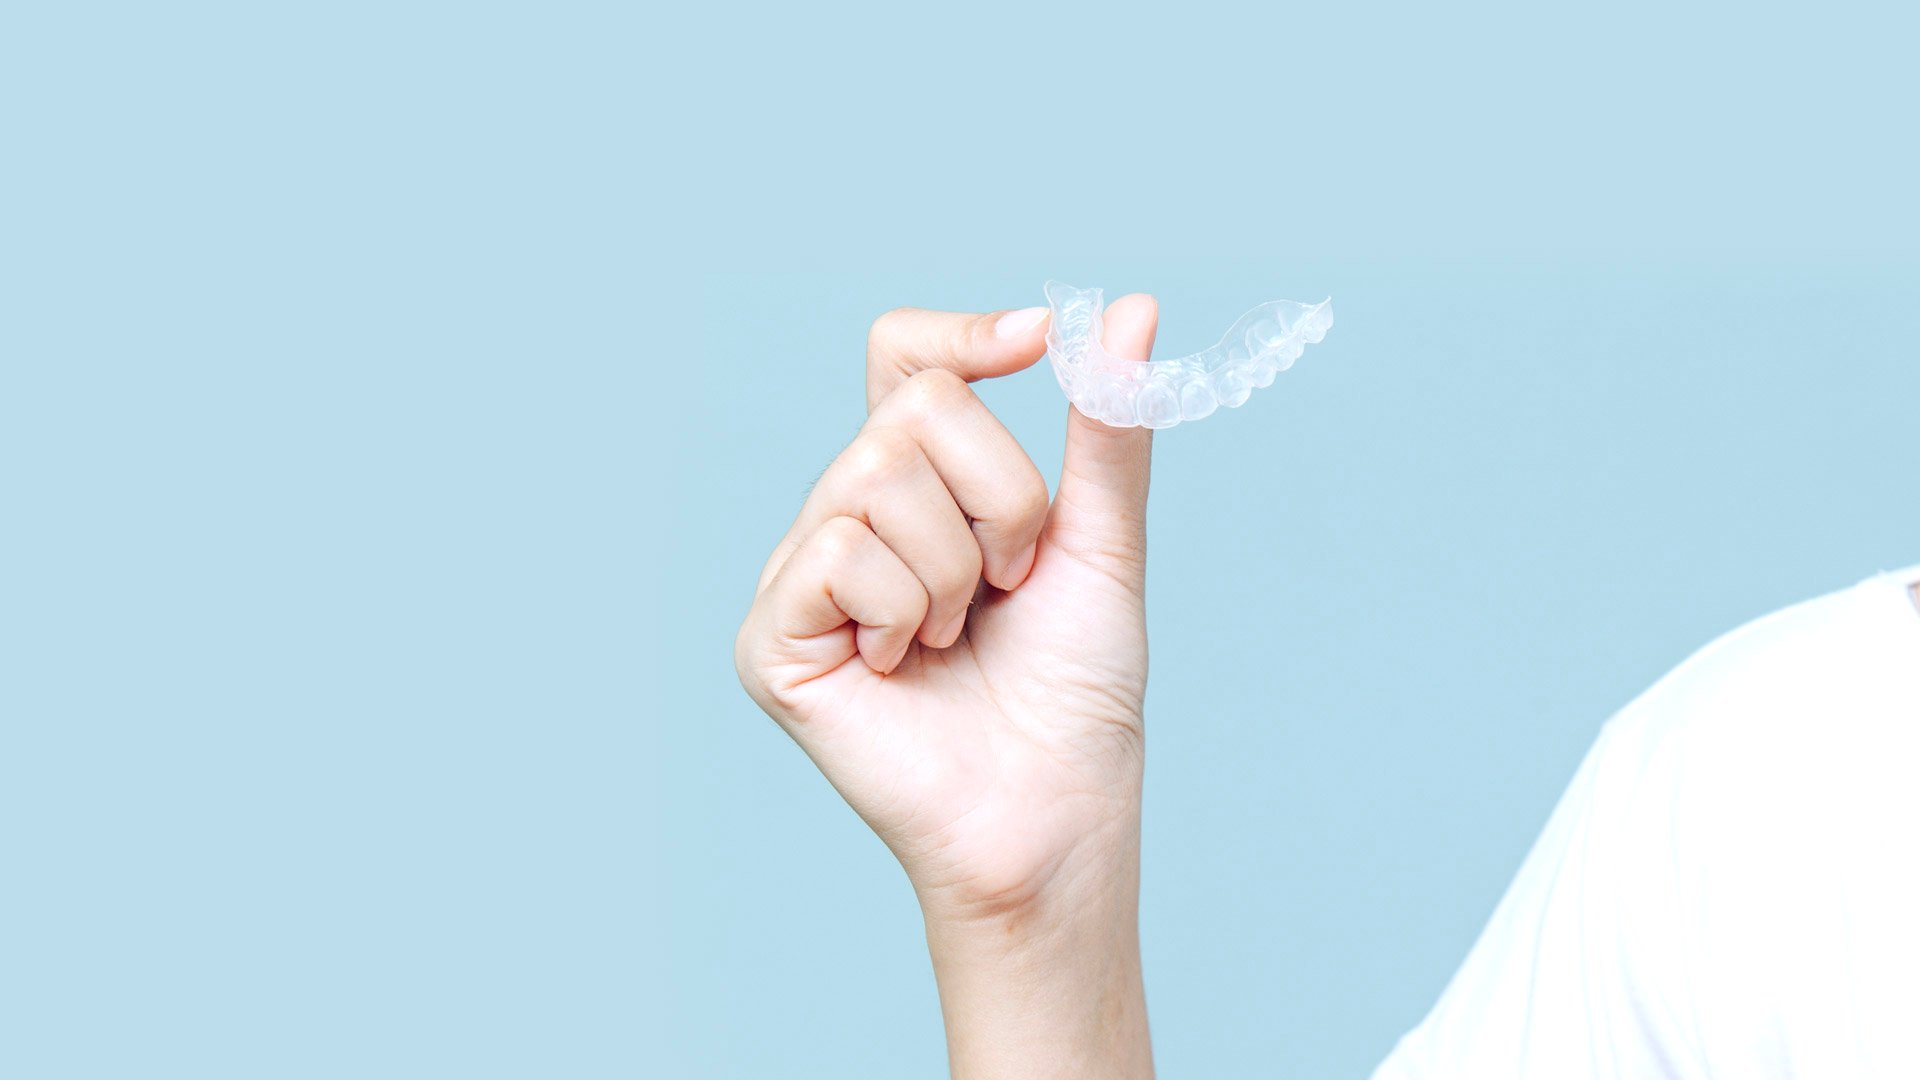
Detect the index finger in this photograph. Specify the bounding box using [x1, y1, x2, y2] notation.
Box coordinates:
[865, 305, 1051, 411]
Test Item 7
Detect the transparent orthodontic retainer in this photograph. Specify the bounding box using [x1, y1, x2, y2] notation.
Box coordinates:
[1043, 280, 1334, 429]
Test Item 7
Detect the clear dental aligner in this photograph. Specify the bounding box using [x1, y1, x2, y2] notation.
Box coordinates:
[1043, 280, 1334, 429]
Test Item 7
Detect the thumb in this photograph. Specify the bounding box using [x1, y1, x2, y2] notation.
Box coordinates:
[1050, 292, 1159, 562]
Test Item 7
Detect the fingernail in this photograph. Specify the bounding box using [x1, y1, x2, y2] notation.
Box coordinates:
[994, 307, 1048, 338]
[1006, 542, 1038, 587]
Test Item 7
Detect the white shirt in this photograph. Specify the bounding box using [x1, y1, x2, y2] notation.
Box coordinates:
[1373, 565, 1920, 1079]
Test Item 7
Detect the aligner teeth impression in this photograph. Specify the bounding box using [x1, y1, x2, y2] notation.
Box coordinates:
[1042, 280, 1334, 430]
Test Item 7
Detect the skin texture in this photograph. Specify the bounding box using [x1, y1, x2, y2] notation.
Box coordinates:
[736, 298, 1162, 1078]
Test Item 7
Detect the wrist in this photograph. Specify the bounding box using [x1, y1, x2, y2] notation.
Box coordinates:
[909, 778, 1144, 922]
[921, 858, 1141, 991]
[916, 812, 1150, 1079]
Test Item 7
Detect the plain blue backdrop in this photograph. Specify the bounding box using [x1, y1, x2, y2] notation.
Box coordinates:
[4, 2, 1916, 1077]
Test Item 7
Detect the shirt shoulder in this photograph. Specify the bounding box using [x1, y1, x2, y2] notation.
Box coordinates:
[1373, 567, 1920, 1080]
[1611, 566, 1920, 760]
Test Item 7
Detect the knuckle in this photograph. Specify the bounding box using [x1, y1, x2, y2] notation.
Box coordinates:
[867, 307, 919, 353]
[870, 597, 914, 632]
[811, 515, 869, 563]
[929, 545, 983, 600]
[870, 582, 927, 633]
[867, 577, 928, 637]
[732, 620, 755, 684]
[895, 367, 970, 418]
[1010, 467, 1051, 525]
[972, 468, 1050, 549]
[734, 615, 787, 715]
[734, 620, 769, 694]
[903, 582, 932, 622]
[841, 427, 922, 484]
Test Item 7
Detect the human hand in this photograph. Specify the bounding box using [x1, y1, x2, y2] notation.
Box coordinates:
[736, 296, 1159, 919]
[734, 295, 1161, 1076]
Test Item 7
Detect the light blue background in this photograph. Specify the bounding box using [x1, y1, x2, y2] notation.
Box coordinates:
[5, 3, 1917, 1078]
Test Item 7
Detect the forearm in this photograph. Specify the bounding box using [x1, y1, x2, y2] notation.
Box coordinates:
[920, 817, 1152, 1079]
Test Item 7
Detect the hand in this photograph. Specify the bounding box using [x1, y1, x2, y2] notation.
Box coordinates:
[735, 295, 1161, 1076]
[737, 296, 1158, 917]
